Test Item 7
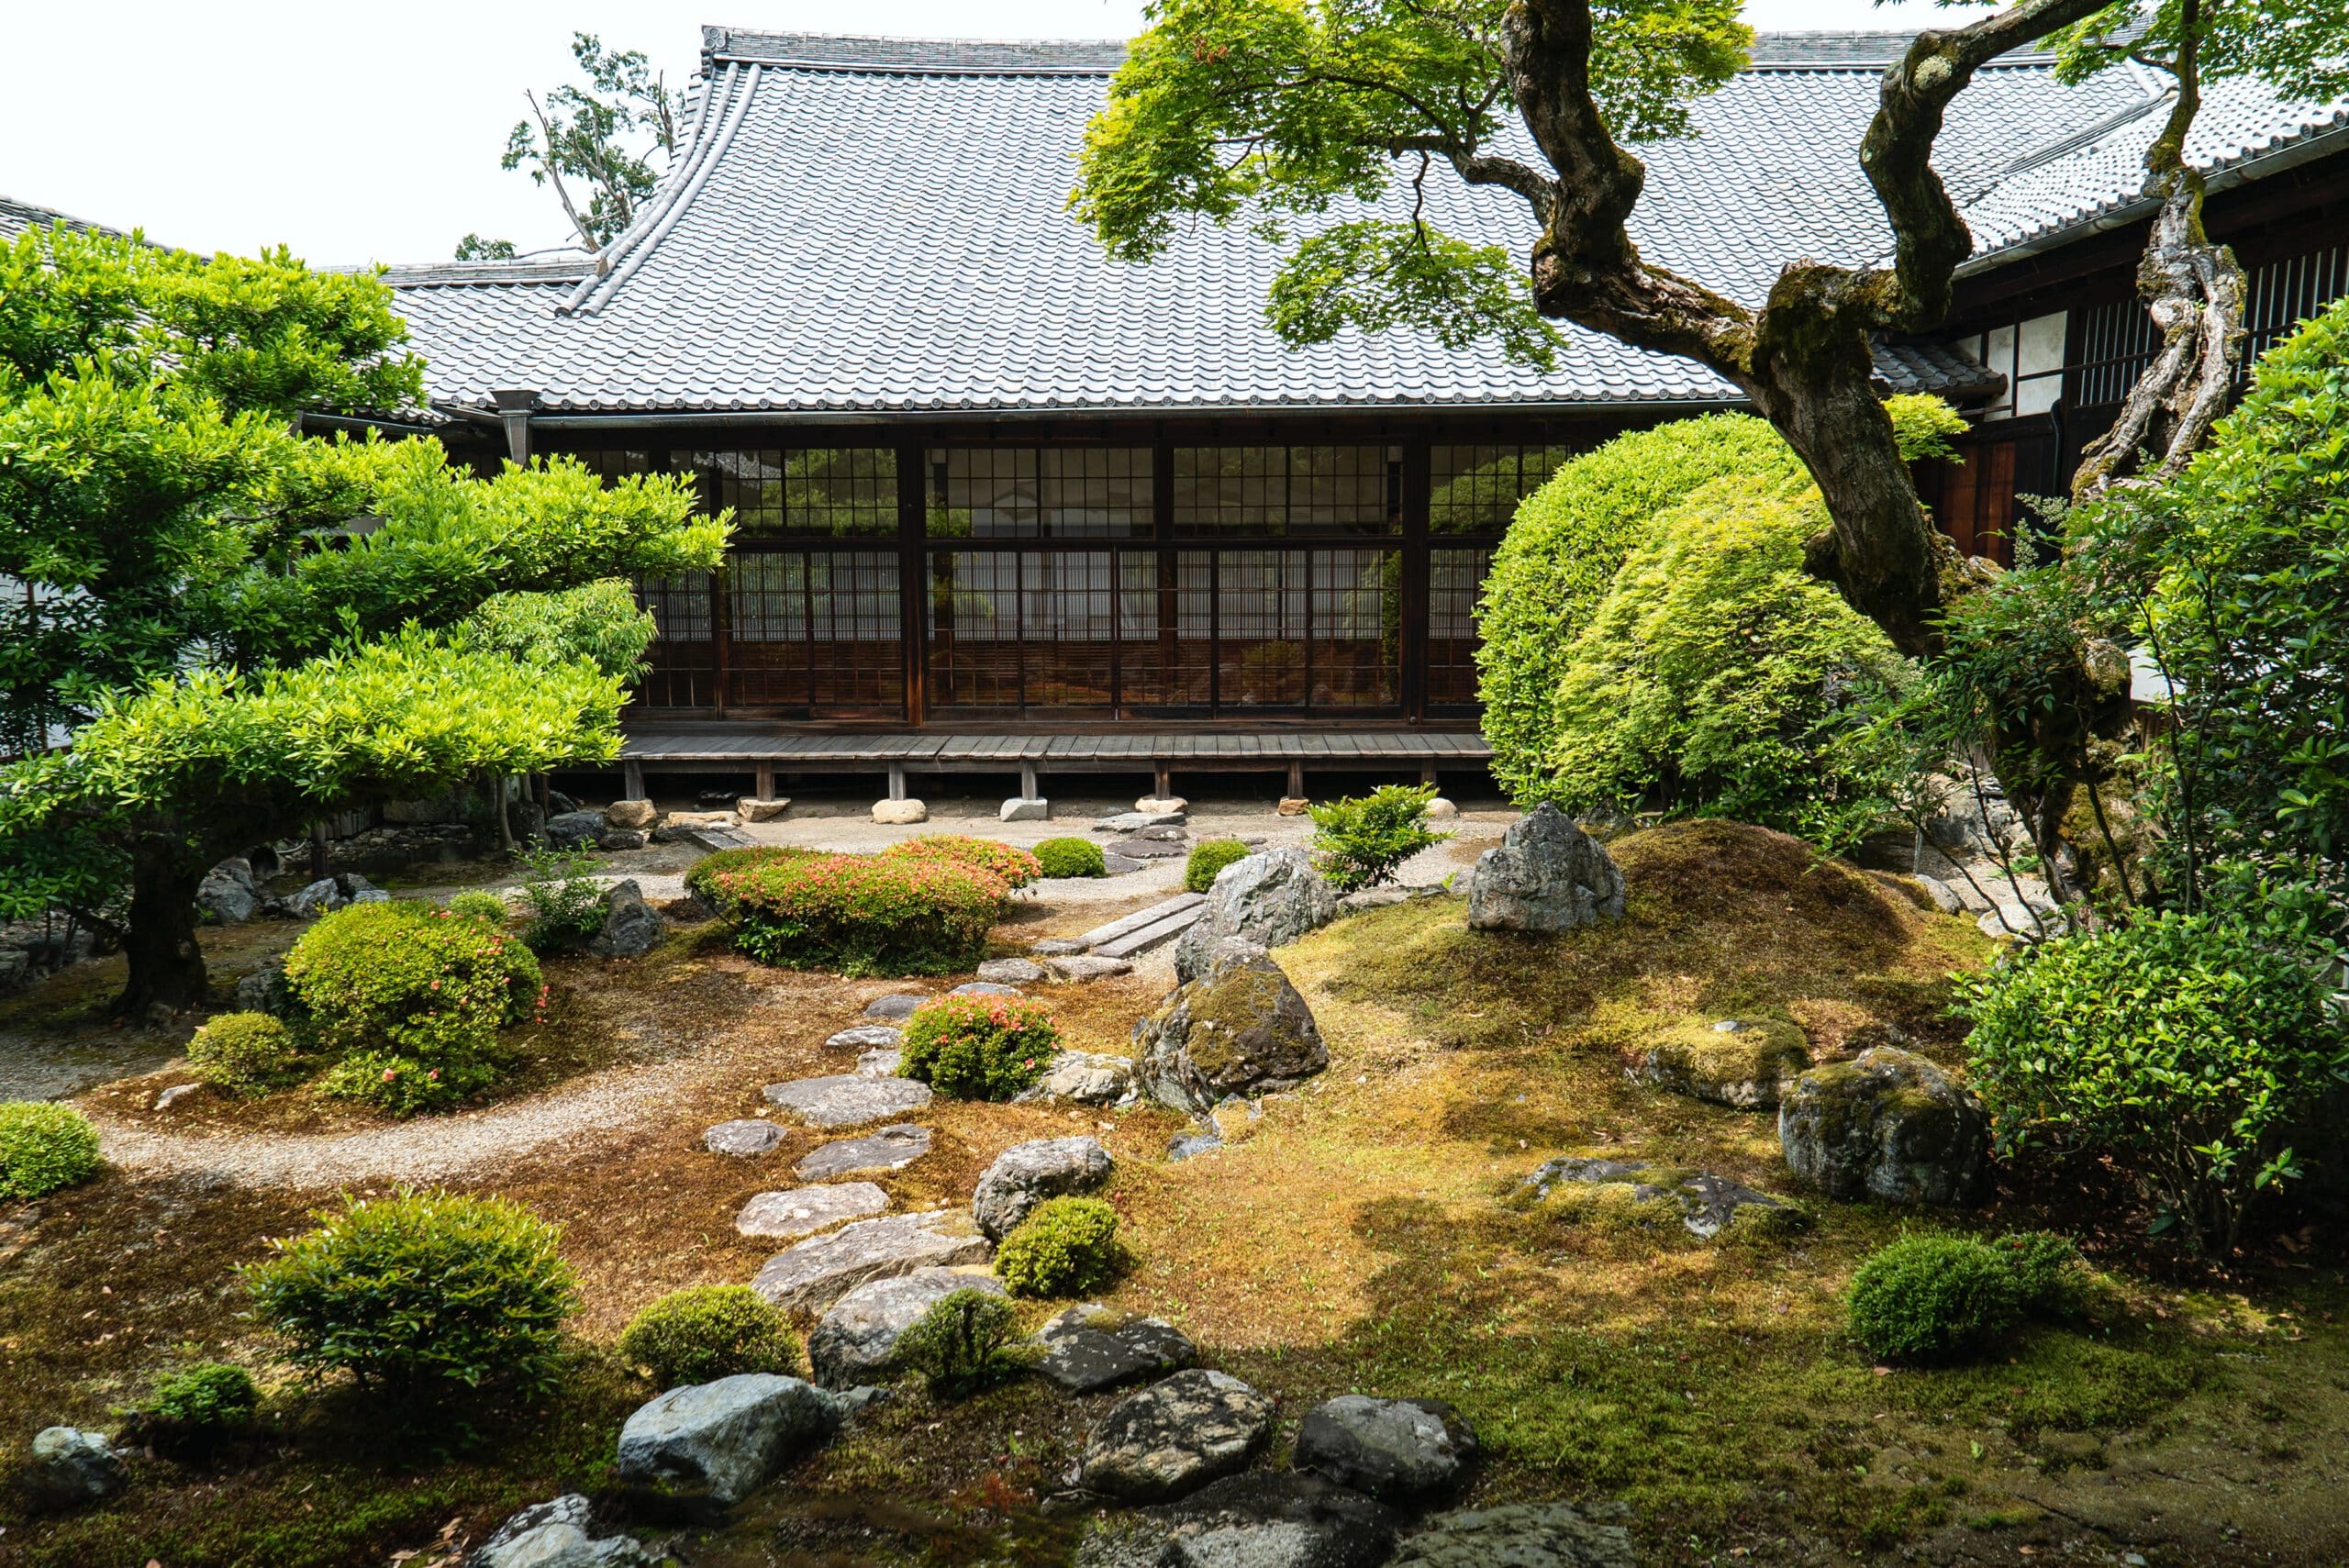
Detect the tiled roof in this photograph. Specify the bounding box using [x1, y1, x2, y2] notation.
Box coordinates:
[0, 194, 127, 242]
[383, 30, 2324, 419]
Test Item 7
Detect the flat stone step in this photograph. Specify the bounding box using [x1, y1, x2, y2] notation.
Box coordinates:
[764, 1074, 932, 1128]
[735, 1182, 889, 1240]
[796, 1123, 932, 1181]
[1075, 892, 1205, 951]
[1095, 904, 1208, 960]
[751, 1210, 993, 1317]
[683, 824, 758, 851]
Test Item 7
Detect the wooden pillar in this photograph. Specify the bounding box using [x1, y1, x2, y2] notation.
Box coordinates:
[1154, 762, 1173, 800]
[1400, 439, 1431, 724]
[1421, 765, 1438, 788]
[896, 443, 928, 728]
[623, 759, 647, 800]
[754, 762, 776, 802]
[1020, 762, 1041, 801]
[1286, 761, 1306, 799]
[887, 762, 908, 801]
[309, 820, 330, 880]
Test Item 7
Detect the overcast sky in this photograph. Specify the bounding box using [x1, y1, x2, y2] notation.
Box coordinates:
[6, 0, 1923, 266]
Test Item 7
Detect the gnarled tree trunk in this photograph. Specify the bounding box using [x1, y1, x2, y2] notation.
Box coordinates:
[119, 839, 212, 1016]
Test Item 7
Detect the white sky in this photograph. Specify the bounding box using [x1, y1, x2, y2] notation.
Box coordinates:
[4, 0, 1925, 267]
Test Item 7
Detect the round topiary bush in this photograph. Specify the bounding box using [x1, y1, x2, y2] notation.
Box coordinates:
[882, 834, 1044, 891]
[0, 1100, 102, 1199]
[245, 1190, 577, 1401]
[994, 1195, 1125, 1298]
[715, 853, 1006, 975]
[1184, 839, 1252, 895]
[446, 890, 510, 924]
[186, 1011, 308, 1096]
[618, 1284, 800, 1387]
[1032, 837, 1107, 879]
[1845, 1235, 2022, 1364]
[899, 993, 1061, 1100]
[148, 1362, 261, 1429]
[285, 900, 543, 1060]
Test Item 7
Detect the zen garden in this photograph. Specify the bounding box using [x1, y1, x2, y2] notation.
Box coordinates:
[4, 3, 2349, 1566]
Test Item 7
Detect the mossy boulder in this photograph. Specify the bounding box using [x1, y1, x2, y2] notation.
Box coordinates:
[1778, 1046, 1990, 1207]
[1640, 1017, 1812, 1109]
[1133, 951, 1328, 1118]
[1512, 1156, 1800, 1240]
[1172, 848, 1337, 982]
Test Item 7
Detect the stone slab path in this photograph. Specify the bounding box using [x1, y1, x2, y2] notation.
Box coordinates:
[735, 1182, 890, 1240]
[763, 1074, 932, 1128]
[795, 1124, 932, 1181]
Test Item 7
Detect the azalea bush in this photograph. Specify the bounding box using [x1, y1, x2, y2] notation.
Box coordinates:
[1846, 1231, 2081, 1364]
[683, 845, 819, 913]
[186, 1010, 310, 1096]
[896, 1288, 1026, 1398]
[1185, 839, 1252, 894]
[618, 1284, 799, 1386]
[899, 992, 1060, 1100]
[715, 853, 1004, 974]
[881, 834, 1044, 891]
[516, 847, 607, 954]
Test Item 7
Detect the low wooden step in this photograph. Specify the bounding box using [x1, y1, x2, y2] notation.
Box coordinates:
[1074, 892, 1204, 951]
[1094, 904, 1207, 960]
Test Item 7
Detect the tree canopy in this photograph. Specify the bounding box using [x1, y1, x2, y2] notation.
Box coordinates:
[490, 33, 685, 257]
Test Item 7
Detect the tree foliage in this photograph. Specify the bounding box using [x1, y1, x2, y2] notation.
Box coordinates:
[502, 33, 685, 253]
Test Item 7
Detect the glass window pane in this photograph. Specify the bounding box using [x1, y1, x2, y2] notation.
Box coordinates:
[1431, 444, 1574, 533]
[1173, 447, 1391, 534]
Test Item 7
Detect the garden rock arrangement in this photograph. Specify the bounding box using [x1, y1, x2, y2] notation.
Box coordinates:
[1033, 1305, 1199, 1395]
[972, 1136, 1114, 1239]
[1639, 1018, 1812, 1109]
[751, 1209, 991, 1315]
[763, 1073, 933, 1129]
[1016, 1051, 1137, 1106]
[468, 1495, 659, 1567]
[1293, 1396, 1477, 1499]
[1173, 849, 1338, 982]
[1518, 1156, 1795, 1240]
[795, 1124, 932, 1180]
[1778, 1046, 1990, 1206]
[1387, 1501, 1636, 1568]
[734, 1182, 889, 1240]
[23, 1425, 125, 1509]
[587, 880, 662, 959]
[1135, 950, 1329, 1118]
[807, 1267, 1007, 1388]
[1464, 803, 1626, 932]
[1077, 1472, 1398, 1568]
[615, 1373, 846, 1506]
[976, 957, 1047, 984]
[1077, 1369, 1276, 1502]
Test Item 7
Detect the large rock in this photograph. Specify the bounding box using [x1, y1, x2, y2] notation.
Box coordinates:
[1465, 804, 1626, 933]
[1779, 1046, 1991, 1207]
[22, 1426, 125, 1509]
[1078, 1370, 1276, 1503]
[1077, 1472, 1398, 1568]
[614, 1373, 843, 1505]
[763, 1073, 932, 1129]
[972, 1137, 1113, 1239]
[1134, 951, 1328, 1118]
[751, 1210, 991, 1317]
[588, 880, 662, 958]
[737, 797, 792, 822]
[1014, 1050, 1135, 1106]
[1173, 849, 1338, 983]
[1388, 1502, 1635, 1568]
[977, 957, 1047, 985]
[235, 959, 294, 1018]
[1640, 1018, 1811, 1110]
[196, 858, 261, 924]
[605, 799, 658, 829]
[807, 1268, 1007, 1388]
[826, 1024, 903, 1051]
[795, 1124, 932, 1180]
[735, 1182, 890, 1240]
[467, 1495, 658, 1567]
[1294, 1396, 1476, 1499]
[1517, 1157, 1798, 1240]
[863, 994, 928, 1020]
[544, 810, 607, 850]
[287, 876, 344, 918]
[704, 1119, 785, 1157]
[1034, 1304, 1197, 1395]
[872, 798, 929, 825]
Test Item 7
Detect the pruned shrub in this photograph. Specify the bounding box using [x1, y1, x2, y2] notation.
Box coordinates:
[447, 890, 509, 924]
[318, 1049, 502, 1118]
[882, 834, 1044, 891]
[618, 1284, 799, 1387]
[1309, 784, 1449, 892]
[1846, 1230, 2080, 1365]
[1185, 839, 1251, 895]
[187, 1010, 308, 1096]
[716, 853, 1004, 975]
[895, 1287, 1025, 1398]
[516, 847, 607, 954]
[245, 1190, 576, 1401]
[148, 1362, 261, 1429]
[1959, 885, 2347, 1251]
[993, 1195, 1125, 1298]
[684, 845, 820, 915]
[899, 993, 1060, 1100]
[285, 900, 543, 1058]
[1032, 837, 1107, 879]
[0, 1100, 101, 1199]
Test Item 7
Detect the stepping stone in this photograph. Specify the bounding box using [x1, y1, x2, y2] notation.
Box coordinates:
[1294, 1395, 1478, 1498]
[1074, 893, 1206, 951]
[1032, 1304, 1197, 1395]
[826, 1024, 902, 1051]
[1135, 826, 1187, 843]
[952, 981, 1022, 997]
[751, 1210, 993, 1317]
[807, 1267, 1007, 1388]
[735, 1182, 890, 1240]
[1013, 1050, 1135, 1106]
[1084, 1473, 1396, 1568]
[1103, 837, 1187, 860]
[1388, 1502, 1635, 1568]
[864, 994, 927, 1020]
[1094, 906, 1204, 960]
[764, 1074, 931, 1129]
[1097, 811, 1187, 834]
[855, 1048, 903, 1078]
[1079, 1369, 1275, 1502]
[1102, 854, 1146, 875]
[1045, 954, 1134, 983]
[705, 1119, 785, 1157]
[1030, 937, 1089, 957]
[1517, 1157, 1797, 1240]
[795, 1124, 932, 1181]
[976, 957, 1046, 985]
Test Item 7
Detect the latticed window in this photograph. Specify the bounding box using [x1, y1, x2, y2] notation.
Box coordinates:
[1428, 444, 1573, 533]
[1171, 447, 1397, 534]
[926, 448, 1151, 537]
[692, 447, 896, 536]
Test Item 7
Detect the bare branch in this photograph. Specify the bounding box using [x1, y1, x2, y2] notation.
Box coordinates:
[525, 90, 603, 256]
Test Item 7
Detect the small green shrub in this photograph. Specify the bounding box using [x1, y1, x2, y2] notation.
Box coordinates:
[993, 1196, 1125, 1298]
[895, 1288, 1025, 1397]
[1032, 837, 1107, 879]
[318, 1048, 501, 1117]
[186, 1011, 308, 1096]
[881, 834, 1044, 891]
[0, 1100, 102, 1199]
[716, 853, 1004, 975]
[684, 845, 820, 914]
[618, 1284, 799, 1387]
[447, 890, 509, 924]
[1847, 1236, 2024, 1365]
[517, 847, 607, 953]
[1185, 839, 1252, 894]
[148, 1362, 260, 1429]
[1309, 784, 1450, 893]
[899, 993, 1060, 1100]
[245, 1190, 576, 1401]
[1959, 885, 2347, 1251]
[285, 900, 543, 1059]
